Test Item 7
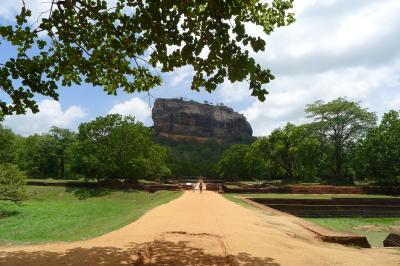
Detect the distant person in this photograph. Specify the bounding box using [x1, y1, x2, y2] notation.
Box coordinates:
[199, 182, 203, 193]
[192, 183, 196, 192]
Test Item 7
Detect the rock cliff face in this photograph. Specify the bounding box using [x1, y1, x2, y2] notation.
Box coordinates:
[152, 98, 252, 143]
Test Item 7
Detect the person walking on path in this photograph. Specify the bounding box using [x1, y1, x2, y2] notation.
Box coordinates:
[199, 182, 203, 193]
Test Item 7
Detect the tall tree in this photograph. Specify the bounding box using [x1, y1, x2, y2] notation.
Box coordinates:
[306, 98, 376, 181]
[244, 138, 271, 180]
[161, 139, 228, 177]
[247, 123, 322, 182]
[217, 144, 250, 181]
[0, 124, 18, 164]
[49, 127, 76, 178]
[73, 114, 167, 181]
[354, 110, 400, 183]
[15, 134, 59, 178]
[0, 1, 294, 119]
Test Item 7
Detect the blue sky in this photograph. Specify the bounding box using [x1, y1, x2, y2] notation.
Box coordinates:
[1, 0, 400, 136]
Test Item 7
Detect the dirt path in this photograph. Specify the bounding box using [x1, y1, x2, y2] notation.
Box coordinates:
[0, 191, 399, 265]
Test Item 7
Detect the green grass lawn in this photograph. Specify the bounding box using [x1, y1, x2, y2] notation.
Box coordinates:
[138, 179, 157, 184]
[224, 193, 400, 247]
[27, 178, 90, 183]
[224, 184, 241, 189]
[306, 217, 400, 247]
[0, 186, 182, 245]
[27, 179, 164, 185]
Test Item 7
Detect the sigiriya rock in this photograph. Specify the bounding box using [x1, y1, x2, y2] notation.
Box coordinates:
[152, 98, 252, 143]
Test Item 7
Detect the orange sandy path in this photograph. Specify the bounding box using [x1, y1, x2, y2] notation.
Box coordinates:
[0, 191, 399, 265]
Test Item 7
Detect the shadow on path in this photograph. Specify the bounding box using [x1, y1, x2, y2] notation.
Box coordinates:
[0, 240, 279, 266]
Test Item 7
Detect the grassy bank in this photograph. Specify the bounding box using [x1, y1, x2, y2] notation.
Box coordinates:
[0, 186, 182, 245]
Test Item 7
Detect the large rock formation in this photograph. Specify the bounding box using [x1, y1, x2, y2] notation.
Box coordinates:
[152, 98, 252, 143]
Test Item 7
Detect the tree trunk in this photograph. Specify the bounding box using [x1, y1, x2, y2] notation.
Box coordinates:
[334, 145, 344, 180]
[60, 156, 65, 179]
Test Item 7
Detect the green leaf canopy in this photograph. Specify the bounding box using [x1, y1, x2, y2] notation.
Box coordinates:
[0, 0, 295, 118]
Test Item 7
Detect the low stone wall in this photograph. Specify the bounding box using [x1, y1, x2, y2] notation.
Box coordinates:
[26, 180, 182, 192]
[143, 185, 181, 192]
[289, 185, 362, 194]
[363, 186, 400, 195]
[250, 198, 400, 218]
[225, 182, 254, 188]
[253, 198, 400, 205]
[318, 235, 371, 248]
[27, 181, 98, 188]
[205, 183, 223, 191]
[223, 186, 288, 193]
[383, 233, 400, 247]
[224, 185, 400, 195]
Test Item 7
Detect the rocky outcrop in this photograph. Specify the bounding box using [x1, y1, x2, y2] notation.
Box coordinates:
[152, 98, 252, 143]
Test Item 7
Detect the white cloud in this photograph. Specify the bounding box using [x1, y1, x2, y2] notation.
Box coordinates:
[0, 1, 52, 23]
[219, 80, 252, 103]
[168, 66, 194, 87]
[246, 0, 400, 77]
[108, 97, 151, 124]
[4, 100, 86, 136]
[387, 95, 400, 110]
[241, 65, 399, 136]
[225, 0, 400, 136]
[0, 0, 119, 23]
[0, 2, 20, 20]
[333, 1, 400, 52]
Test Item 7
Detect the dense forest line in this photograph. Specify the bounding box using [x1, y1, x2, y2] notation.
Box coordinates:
[218, 98, 399, 185]
[1, 97, 399, 201]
